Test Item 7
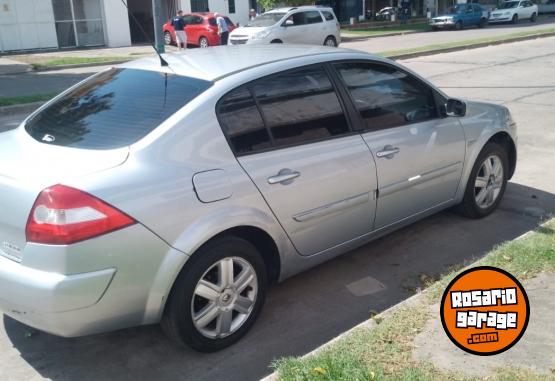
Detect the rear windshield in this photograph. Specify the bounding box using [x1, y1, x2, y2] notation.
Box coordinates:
[25, 68, 212, 149]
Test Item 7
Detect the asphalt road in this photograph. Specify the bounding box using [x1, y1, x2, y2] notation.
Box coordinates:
[1, 38, 554, 381]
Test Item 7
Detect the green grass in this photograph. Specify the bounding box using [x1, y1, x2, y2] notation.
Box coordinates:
[0, 93, 57, 107]
[344, 23, 429, 37]
[379, 27, 555, 57]
[31, 56, 129, 70]
[273, 219, 555, 381]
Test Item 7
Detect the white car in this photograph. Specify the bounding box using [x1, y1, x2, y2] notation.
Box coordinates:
[229, 6, 341, 47]
[489, 0, 538, 23]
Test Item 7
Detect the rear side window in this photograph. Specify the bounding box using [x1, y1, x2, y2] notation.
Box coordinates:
[322, 11, 335, 21]
[335, 62, 438, 130]
[251, 65, 349, 148]
[25, 68, 211, 149]
[217, 87, 271, 154]
[305, 11, 323, 24]
[217, 65, 350, 155]
[208, 17, 217, 26]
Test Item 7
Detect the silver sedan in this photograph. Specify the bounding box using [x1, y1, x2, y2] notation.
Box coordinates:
[0, 45, 516, 352]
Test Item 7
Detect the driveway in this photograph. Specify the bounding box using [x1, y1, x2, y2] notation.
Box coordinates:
[1, 37, 554, 381]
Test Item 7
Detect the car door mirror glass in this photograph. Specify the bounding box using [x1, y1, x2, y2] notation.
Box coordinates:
[284, 19, 294, 26]
[445, 98, 466, 117]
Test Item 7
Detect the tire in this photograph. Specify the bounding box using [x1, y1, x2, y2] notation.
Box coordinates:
[161, 236, 267, 352]
[324, 36, 337, 47]
[458, 142, 509, 219]
[530, 12, 537, 22]
[455, 20, 463, 30]
[270, 39, 283, 43]
[199, 36, 209, 48]
[478, 18, 487, 28]
[164, 31, 172, 45]
[512, 14, 518, 24]
[431, 26, 439, 31]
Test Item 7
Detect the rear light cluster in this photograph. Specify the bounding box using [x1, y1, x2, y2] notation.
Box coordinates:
[26, 184, 136, 245]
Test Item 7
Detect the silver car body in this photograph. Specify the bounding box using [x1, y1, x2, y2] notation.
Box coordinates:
[229, 7, 341, 46]
[0, 45, 516, 337]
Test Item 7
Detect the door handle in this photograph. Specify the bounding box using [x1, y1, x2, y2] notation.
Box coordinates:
[376, 146, 400, 159]
[267, 169, 300, 185]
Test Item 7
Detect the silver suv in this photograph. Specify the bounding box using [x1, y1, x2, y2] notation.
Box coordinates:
[229, 6, 341, 46]
[0, 45, 516, 352]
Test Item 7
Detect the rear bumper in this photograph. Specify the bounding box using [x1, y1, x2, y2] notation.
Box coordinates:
[0, 224, 188, 337]
[0, 256, 115, 313]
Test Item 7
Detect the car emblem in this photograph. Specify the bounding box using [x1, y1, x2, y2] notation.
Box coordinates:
[42, 134, 55, 142]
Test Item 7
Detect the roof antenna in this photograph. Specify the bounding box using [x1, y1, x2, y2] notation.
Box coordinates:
[120, 0, 169, 67]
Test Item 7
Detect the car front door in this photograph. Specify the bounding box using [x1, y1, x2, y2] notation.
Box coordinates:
[333, 61, 466, 229]
[217, 65, 378, 256]
[281, 12, 310, 44]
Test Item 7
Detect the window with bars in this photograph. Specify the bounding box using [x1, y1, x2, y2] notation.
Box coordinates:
[191, 0, 209, 12]
[52, 0, 104, 48]
[229, 0, 236, 13]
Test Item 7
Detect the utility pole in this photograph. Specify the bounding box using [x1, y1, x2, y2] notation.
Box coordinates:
[152, 0, 165, 53]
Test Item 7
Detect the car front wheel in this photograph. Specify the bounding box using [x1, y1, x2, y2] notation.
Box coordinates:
[324, 36, 338, 47]
[455, 20, 463, 30]
[512, 14, 519, 24]
[458, 142, 509, 218]
[530, 12, 537, 22]
[161, 236, 267, 352]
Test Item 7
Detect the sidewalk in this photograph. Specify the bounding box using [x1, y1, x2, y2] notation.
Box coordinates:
[268, 219, 555, 380]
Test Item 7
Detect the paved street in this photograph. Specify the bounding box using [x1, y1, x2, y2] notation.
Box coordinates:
[0, 17, 554, 98]
[0, 38, 554, 381]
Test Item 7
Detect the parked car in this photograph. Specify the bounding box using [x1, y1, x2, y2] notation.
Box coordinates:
[163, 12, 236, 48]
[489, 0, 538, 23]
[429, 3, 488, 30]
[0, 45, 517, 352]
[375, 7, 398, 21]
[228, 6, 341, 46]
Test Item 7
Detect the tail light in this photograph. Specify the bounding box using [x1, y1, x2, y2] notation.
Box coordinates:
[26, 184, 136, 245]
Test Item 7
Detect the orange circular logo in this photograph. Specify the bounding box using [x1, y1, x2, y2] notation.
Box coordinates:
[440, 266, 529, 355]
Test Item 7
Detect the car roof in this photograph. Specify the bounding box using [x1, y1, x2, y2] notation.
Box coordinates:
[267, 6, 332, 13]
[120, 45, 369, 82]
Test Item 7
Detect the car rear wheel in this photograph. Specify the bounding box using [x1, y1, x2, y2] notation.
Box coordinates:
[530, 12, 537, 22]
[270, 39, 283, 43]
[478, 18, 487, 28]
[512, 14, 518, 24]
[161, 236, 267, 352]
[455, 20, 463, 30]
[199, 36, 209, 48]
[164, 31, 172, 45]
[324, 36, 337, 47]
[458, 142, 509, 219]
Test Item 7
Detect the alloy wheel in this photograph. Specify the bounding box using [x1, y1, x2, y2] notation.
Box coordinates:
[164, 32, 172, 45]
[191, 257, 258, 339]
[199, 37, 209, 48]
[474, 154, 504, 209]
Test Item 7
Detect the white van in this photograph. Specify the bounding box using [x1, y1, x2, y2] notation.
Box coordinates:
[229, 6, 341, 47]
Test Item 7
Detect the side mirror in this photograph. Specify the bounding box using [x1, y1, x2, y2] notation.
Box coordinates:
[284, 19, 294, 26]
[445, 98, 466, 117]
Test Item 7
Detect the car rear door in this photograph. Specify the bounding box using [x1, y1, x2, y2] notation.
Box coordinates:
[332, 61, 466, 229]
[217, 65, 378, 256]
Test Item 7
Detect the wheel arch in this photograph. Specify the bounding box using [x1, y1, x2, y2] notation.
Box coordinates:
[486, 131, 517, 179]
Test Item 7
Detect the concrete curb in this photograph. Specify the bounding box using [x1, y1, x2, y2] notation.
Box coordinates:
[342, 29, 422, 41]
[260, 220, 551, 381]
[386, 31, 555, 60]
[0, 101, 44, 117]
[32, 59, 131, 72]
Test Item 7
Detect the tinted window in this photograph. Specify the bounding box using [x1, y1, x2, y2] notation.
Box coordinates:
[286, 12, 307, 26]
[217, 87, 271, 154]
[322, 11, 335, 20]
[182, 15, 194, 24]
[228, 0, 235, 13]
[191, 15, 203, 24]
[251, 66, 349, 147]
[208, 17, 217, 26]
[335, 62, 438, 130]
[25, 69, 211, 149]
[305, 11, 323, 24]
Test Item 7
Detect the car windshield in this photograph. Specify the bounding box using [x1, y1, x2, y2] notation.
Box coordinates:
[499, 1, 519, 8]
[246, 12, 286, 27]
[447, 4, 466, 13]
[25, 68, 212, 149]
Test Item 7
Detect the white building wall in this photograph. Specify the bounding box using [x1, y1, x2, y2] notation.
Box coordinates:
[102, 0, 131, 47]
[0, 0, 57, 52]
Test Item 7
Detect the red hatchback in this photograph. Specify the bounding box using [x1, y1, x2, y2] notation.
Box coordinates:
[163, 13, 236, 48]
